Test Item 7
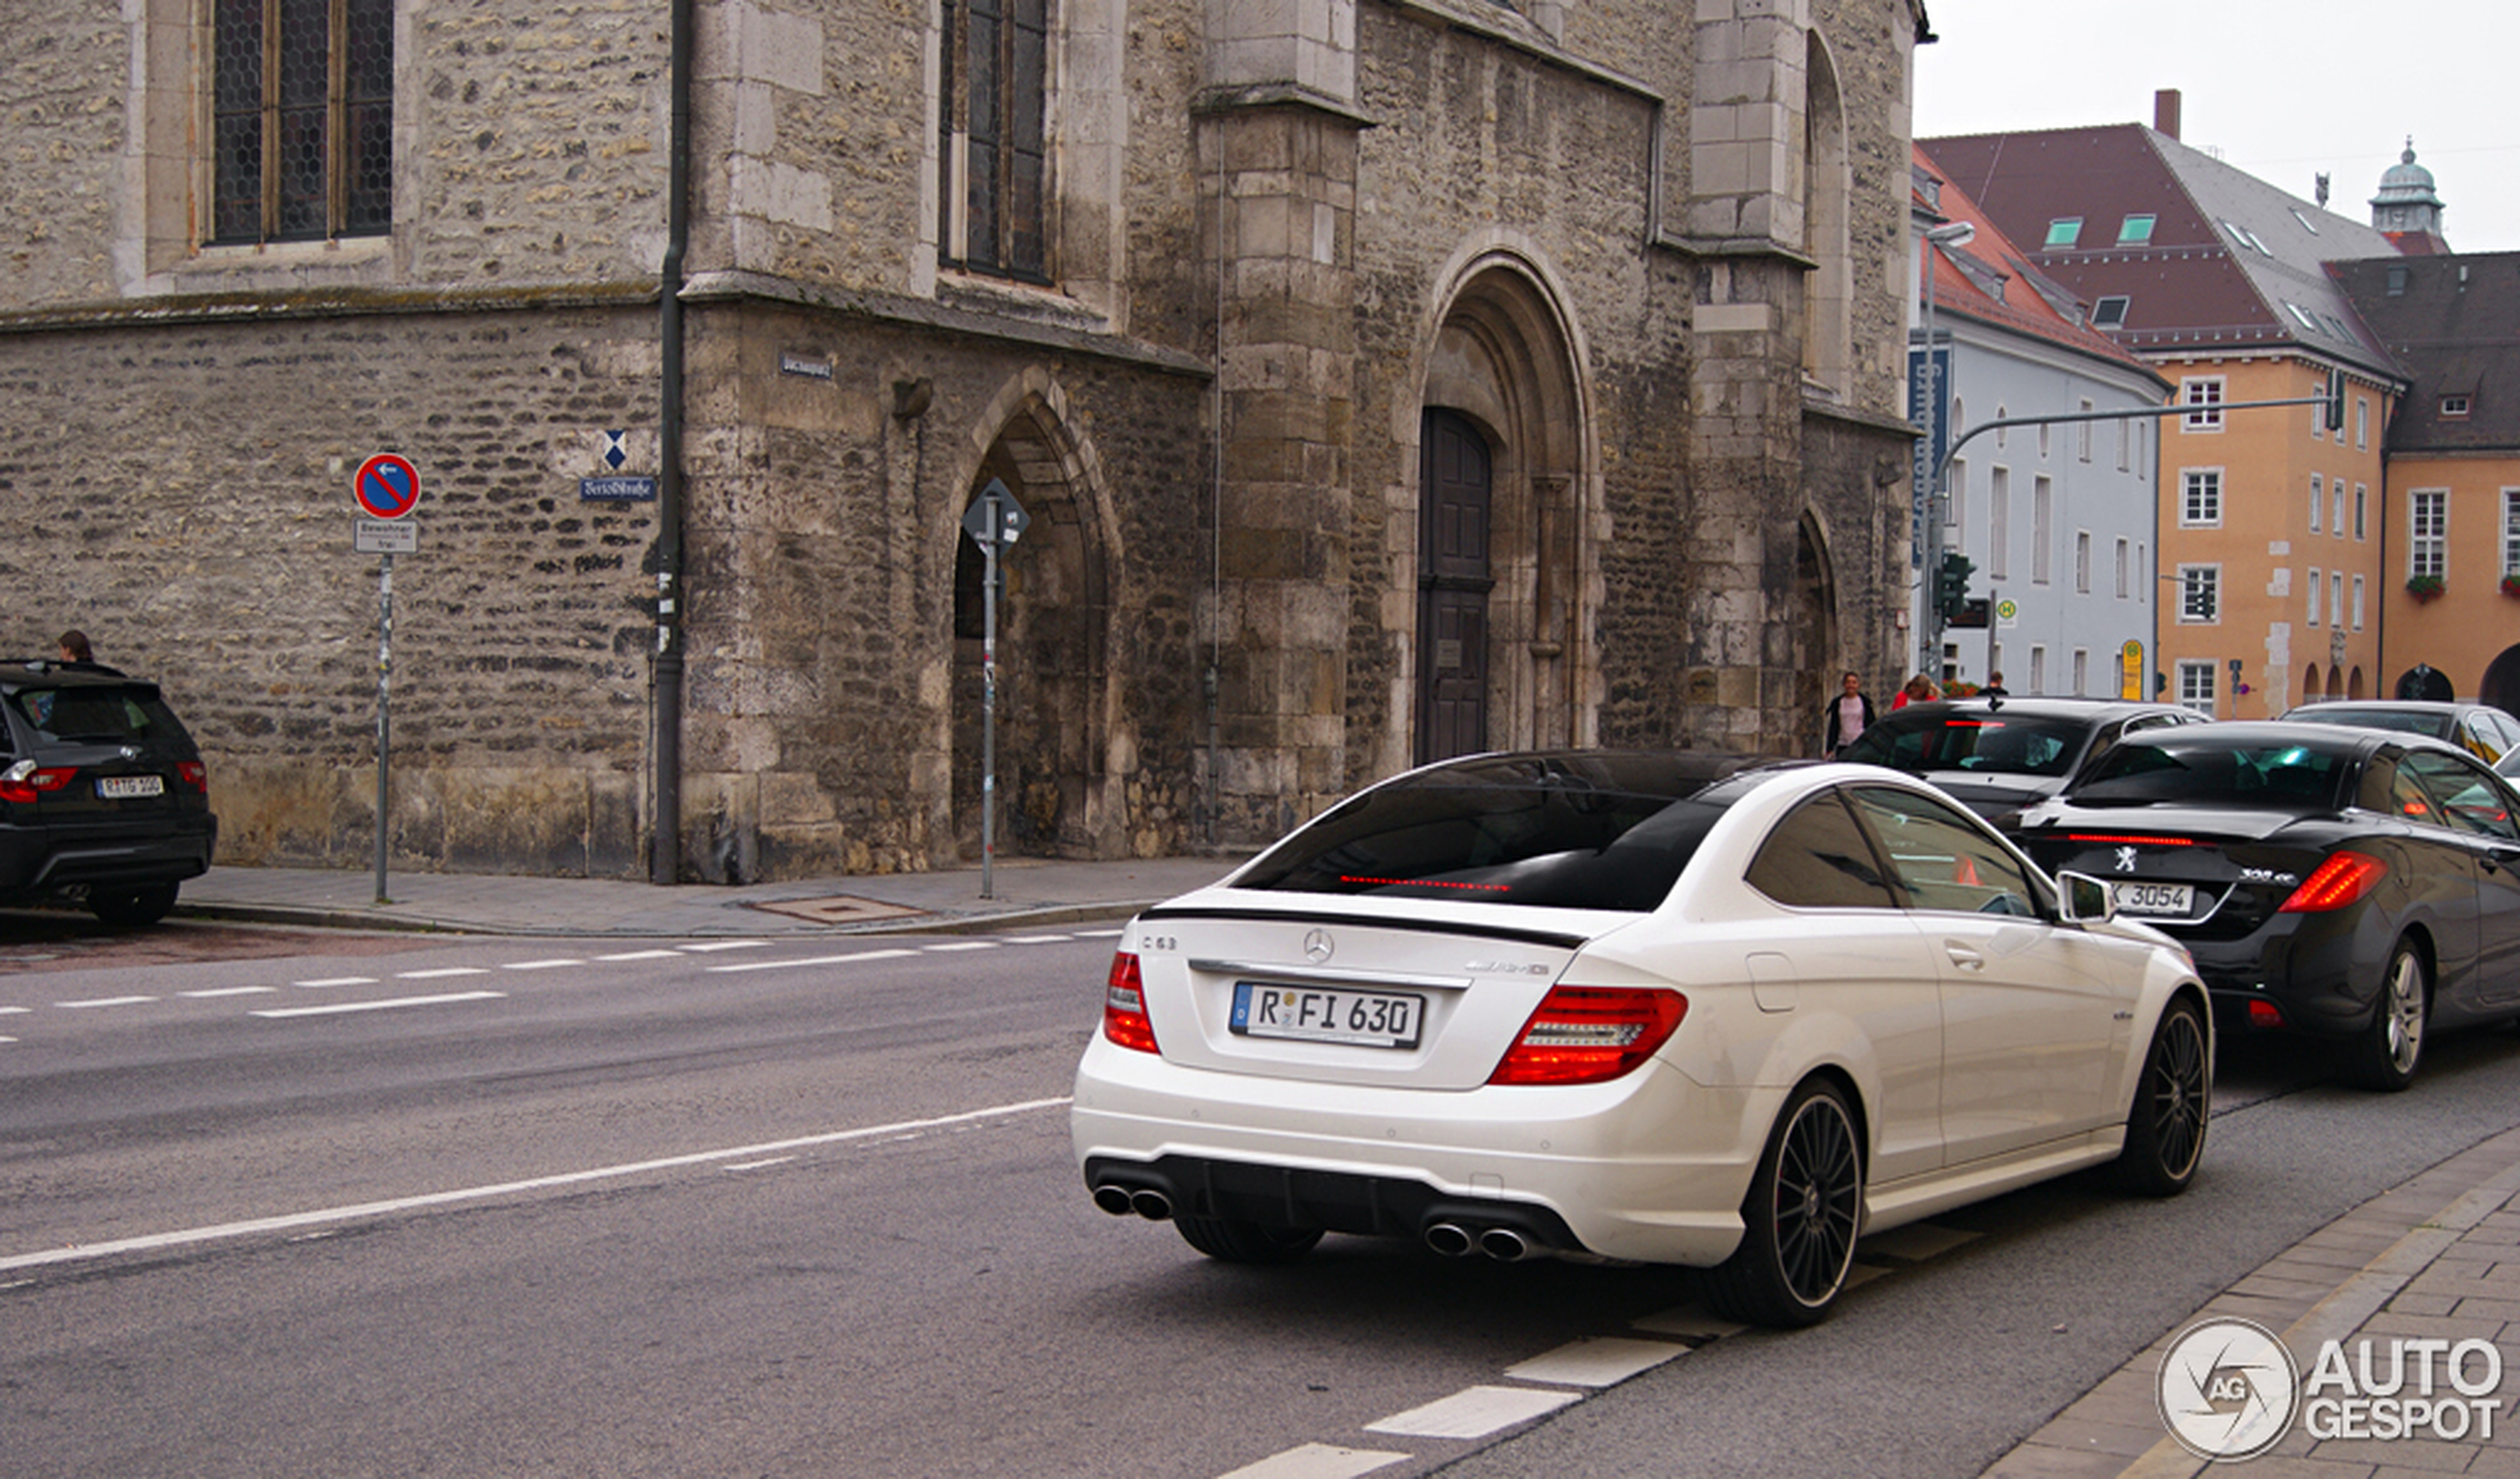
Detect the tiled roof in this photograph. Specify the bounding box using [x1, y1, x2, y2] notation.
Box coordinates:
[1920, 124, 2405, 381]
[2331, 252, 2520, 451]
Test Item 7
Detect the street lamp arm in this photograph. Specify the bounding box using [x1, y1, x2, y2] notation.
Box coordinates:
[1929, 395, 2337, 490]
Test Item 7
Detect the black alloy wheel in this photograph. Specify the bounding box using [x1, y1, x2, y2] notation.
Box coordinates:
[1174, 1215, 1324, 1265]
[2114, 998, 2209, 1195]
[1707, 1077, 1863, 1327]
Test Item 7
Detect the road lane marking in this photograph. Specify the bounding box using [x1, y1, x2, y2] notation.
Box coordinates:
[922, 941, 999, 953]
[1218, 1445, 1411, 1479]
[500, 959, 585, 971]
[57, 996, 159, 1009]
[250, 991, 506, 1019]
[0, 1095, 1071, 1275]
[180, 986, 280, 999]
[1363, 1386, 1580, 1438]
[594, 949, 681, 962]
[1001, 934, 1074, 944]
[705, 948, 920, 974]
[721, 1157, 797, 1171]
[0, 1005, 28, 1015]
[294, 977, 377, 989]
[397, 966, 490, 980]
[678, 940, 769, 952]
[1502, 1337, 1686, 1388]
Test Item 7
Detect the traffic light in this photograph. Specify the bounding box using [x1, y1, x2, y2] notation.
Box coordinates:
[1936, 551, 1975, 622]
[2183, 577, 2217, 621]
[2326, 368, 2346, 432]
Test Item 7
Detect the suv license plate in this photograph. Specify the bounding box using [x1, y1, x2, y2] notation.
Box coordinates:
[1231, 982, 1425, 1049]
[96, 775, 165, 800]
[2112, 881, 2194, 916]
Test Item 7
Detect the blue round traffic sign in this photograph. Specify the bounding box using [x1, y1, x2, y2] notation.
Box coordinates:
[354, 453, 422, 520]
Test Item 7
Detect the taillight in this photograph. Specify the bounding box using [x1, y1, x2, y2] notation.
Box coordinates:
[0, 760, 77, 804]
[1489, 986, 1686, 1085]
[177, 761, 207, 794]
[1101, 951, 1160, 1054]
[2279, 850, 2388, 913]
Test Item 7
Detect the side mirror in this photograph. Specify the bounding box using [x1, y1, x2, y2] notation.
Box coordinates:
[2055, 870, 2116, 925]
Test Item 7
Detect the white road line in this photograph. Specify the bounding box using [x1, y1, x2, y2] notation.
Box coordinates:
[57, 995, 158, 1009]
[180, 986, 280, 999]
[501, 959, 585, 971]
[397, 966, 490, 980]
[0, 1036, 14, 1045]
[1076, 928, 1125, 938]
[1001, 934, 1075, 944]
[593, 949, 681, 962]
[678, 940, 769, 952]
[704, 948, 919, 974]
[1502, 1337, 1686, 1389]
[1218, 1444, 1411, 1479]
[0, 1095, 1071, 1274]
[922, 941, 999, 952]
[0, 1005, 29, 1015]
[1363, 1386, 1580, 1438]
[250, 990, 506, 1020]
[721, 1156, 797, 1171]
[294, 976, 376, 989]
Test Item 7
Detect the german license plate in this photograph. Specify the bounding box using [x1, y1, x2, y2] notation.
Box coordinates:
[1231, 982, 1425, 1048]
[2112, 881, 2194, 917]
[96, 775, 164, 800]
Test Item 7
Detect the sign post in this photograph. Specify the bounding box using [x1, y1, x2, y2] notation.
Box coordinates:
[959, 479, 1031, 899]
[353, 453, 422, 904]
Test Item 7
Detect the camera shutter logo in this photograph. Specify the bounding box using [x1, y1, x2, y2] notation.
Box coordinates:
[2158, 1317, 2300, 1461]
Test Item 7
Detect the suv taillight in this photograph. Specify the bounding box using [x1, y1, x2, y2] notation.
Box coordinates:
[1101, 951, 1160, 1054]
[1489, 986, 1687, 1085]
[0, 760, 77, 804]
[177, 761, 207, 794]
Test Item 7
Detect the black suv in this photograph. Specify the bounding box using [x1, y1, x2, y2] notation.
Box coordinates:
[0, 662, 217, 925]
[1835, 696, 2205, 821]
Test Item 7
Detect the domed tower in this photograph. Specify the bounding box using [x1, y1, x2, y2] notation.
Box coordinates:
[2371, 139, 2450, 254]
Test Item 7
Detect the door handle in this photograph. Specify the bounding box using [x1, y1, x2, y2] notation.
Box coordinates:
[1946, 943, 1986, 972]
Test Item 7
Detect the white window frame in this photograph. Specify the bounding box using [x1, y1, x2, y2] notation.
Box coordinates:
[2076, 530, 2091, 593]
[2331, 479, 2345, 538]
[2072, 648, 2088, 697]
[2177, 659, 2218, 716]
[2181, 467, 2224, 528]
[2355, 483, 2368, 541]
[2331, 570, 2343, 631]
[2032, 475, 2053, 584]
[1989, 466, 2012, 580]
[2356, 398, 2369, 450]
[2182, 377, 2225, 431]
[2177, 563, 2221, 625]
[2114, 537, 2129, 598]
[2505, 489, 2520, 580]
[2307, 566, 2323, 626]
[2078, 401, 2094, 461]
[2352, 573, 2366, 630]
[2309, 473, 2324, 534]
[2410, 490, 2448, 580]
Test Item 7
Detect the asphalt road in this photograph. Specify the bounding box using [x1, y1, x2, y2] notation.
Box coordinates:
[5, 923, 2518, 1478]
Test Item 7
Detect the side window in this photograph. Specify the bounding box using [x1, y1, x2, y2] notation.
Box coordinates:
[940, 0, 1051, 282]
[1844, 786, 2041, 918]
[1745, 793, 1900, 910]
[211, 0, 395, 244]
[2402, 751, 2520, 842]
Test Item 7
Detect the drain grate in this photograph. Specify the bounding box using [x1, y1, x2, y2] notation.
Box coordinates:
[746, 895, 930, 924]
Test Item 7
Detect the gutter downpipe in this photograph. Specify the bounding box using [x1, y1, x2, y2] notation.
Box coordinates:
[652, 0, 692, 885]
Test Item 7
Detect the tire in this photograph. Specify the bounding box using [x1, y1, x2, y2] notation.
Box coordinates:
[2342, 939, 2429, 1092]
[88, 882, 179, 928]
[1173, 1216, 1323, 1266]
[1706, 1078, 1864, 1328]
[2114, 998, 2209, 1195]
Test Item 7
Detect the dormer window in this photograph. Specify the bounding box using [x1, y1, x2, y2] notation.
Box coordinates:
[2116, 214, 2156, 245]
[2091, 296, 2130, 328]
[2443, 395, 2472, 419]
[2045, 217, 2083, 249]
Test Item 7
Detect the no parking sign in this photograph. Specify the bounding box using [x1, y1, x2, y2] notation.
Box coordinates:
[353, 453, 422, 520]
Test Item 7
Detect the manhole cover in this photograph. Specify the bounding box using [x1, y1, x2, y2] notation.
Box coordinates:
[747, 895, 929, 924]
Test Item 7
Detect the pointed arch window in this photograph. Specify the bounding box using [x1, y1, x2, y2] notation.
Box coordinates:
[941, 0, 1049, 282]
[211, 0, 393, 244]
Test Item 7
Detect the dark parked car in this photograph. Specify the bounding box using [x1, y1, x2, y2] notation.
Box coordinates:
[0, 662, 217, 925]
[2007, 722, 2520, 1090]
[1835, 696, 2204, 819]
[2278, 700, 2520, 766]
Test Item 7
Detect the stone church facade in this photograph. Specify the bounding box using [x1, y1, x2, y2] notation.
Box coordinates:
[0, 0, 1927, 881]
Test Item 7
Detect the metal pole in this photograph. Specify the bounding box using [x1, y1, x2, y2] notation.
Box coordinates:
[1922, 255, 1943, 677]
[375, 552, 393, 905]
[980, 511, 999, 901]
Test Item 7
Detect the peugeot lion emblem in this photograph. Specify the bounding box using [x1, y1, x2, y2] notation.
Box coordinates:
[2115, 845, 2139, 874]
[1303, 928, 1334, 964]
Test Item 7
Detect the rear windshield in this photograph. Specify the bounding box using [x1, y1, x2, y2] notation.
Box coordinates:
[1232, 754, 1760, 912]
[2283, 708, 2451, 740]
[7, 684, 192, 747]
[2069, 737, 2347, 808]
[1839, 711, 2087, 778]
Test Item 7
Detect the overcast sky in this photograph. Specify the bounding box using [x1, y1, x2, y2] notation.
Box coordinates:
[1913, 0, 2520, 254]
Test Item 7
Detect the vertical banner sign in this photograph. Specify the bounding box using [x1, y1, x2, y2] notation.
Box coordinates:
[1906, 345, 1951, 565]
[960, 479, 1031, 900]
[351, 454, 422, 904]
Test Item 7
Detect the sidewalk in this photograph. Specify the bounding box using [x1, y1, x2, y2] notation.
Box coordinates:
[176, 858, 2520, 1476]
[176, 854, 1247, 937]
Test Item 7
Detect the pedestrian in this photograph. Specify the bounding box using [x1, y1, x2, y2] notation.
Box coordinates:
[1891, 673, 1939, 710]
[1821, 671, 1874, 757]
[55, 629, 123, 676]
[1980, 669, 2008, 698]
